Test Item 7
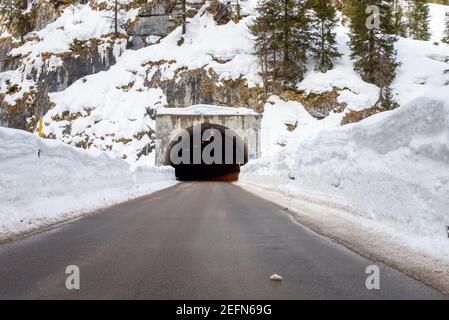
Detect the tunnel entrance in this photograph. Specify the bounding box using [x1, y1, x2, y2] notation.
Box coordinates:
[165, 123, 248, 181]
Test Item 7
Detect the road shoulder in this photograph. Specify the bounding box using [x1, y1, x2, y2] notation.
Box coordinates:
[0, 181, 179, 246]
[237, 182, 449, 295]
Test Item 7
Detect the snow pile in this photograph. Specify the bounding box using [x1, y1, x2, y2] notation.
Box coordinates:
[394, 36, 449, 107]
[0, 127, 176, 239]
[260, 96, 346, 157]
[157, 104, 258, 116]
[242, 88, 449, 260]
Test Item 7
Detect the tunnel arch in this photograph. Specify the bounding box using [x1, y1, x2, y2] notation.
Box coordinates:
[164, 123, 248, 181]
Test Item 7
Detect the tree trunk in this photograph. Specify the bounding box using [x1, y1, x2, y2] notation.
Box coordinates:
[114, 0, 118, 35]
[182, 0, 186, 34]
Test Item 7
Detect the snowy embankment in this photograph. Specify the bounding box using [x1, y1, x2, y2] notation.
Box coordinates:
[0, 128, 176, 239]
[241, 89, 449, 261]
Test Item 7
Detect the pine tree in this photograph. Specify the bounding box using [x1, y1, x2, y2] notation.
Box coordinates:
[380, 85, 400, 110]
[249, 0, 279, 96]
[0, 0, 29, 41]
[276, 0, 312, 86]
[169, 0, 187, 34]
[114, 0, 118, 35]
[407, 0, 431, 41]
[234, 0, 242, 20]
[250, 0, 311, 91]
[105, 0, 121, 35]
[347, 0, 400, 109]
[442, 12, 449, 44]
[338, 0, 352, 25]
[393, 0, 407, 37]
[310, 0, 342, 72]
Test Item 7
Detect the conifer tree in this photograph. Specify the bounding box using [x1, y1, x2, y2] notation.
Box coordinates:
[348, 0, 400, 85]
[249, 0, 279, 96]
[338, 0, 352, 26]
[276, 0, 312, 86]
[407, 0, 431, 41]
[393, 0, 407, 37]
[442, 12, 449, 44]
[114, 0, 119, 35]
[169, 0, 187, 34]
[250, 0, 311, 91]
[347, 0, 400, 110]
[310, 0, 342, 72]
[234, 0, 242, 20]
[0, 0, 29, 41]
[380, 85, 400, 110]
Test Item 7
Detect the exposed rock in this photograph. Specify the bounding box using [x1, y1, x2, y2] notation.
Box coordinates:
[147, 66, 264, 112]
[282, 88, 347, 119]
[341, 106, 382, 126]
[29, 1, 61, 31]
[138, 0, 177, 16]
[0, 37, 19, 72]
[135, 15, 171, 37]
[130, 0, 177, 49]
[0, 40, 124, 130]
[207, 0, 233, 25]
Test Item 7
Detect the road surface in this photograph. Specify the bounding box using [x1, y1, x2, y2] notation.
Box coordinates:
[0, 182, 446, 299]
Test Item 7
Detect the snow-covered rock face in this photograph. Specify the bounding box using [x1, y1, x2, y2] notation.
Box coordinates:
[157, 104, 258, 116]
[1, 1, 449, 166]
[39, 0, 263, 164]
[0, 0, 138, 130]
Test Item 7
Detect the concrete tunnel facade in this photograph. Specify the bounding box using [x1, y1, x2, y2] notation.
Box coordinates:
[154, 105, 262, 168]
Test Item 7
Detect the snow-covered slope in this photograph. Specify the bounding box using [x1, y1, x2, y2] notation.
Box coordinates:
[242, 87, 449, 261]
[0, 0, 139, 132]
[299, 4, 449, 110]
[35, 1, 449, 164]
[0, 127, 175, 239]
[41, 0, 259, 164]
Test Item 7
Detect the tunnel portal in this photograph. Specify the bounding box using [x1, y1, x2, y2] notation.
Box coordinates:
[155, 105, 261, 181]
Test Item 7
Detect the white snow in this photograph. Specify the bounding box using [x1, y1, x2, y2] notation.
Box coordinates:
[2, 0, 448, 263]
[0, 1, 135, 109]
[260, 96, 345, 157]
[157, 104, 258, 116]
[38, 1, 449, 164]
[10, 5, 115, 57]
[298, 25, 380, 111]
[242, 88, 449, 262]
[429, 3, 449, 43]
[40, 1, 262, 163]
[0, 127, 176, 239]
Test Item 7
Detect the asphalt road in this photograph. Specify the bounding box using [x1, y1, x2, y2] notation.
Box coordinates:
[0, 182, 446, 299]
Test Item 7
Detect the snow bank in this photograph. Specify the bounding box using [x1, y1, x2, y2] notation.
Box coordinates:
[260, 96, 344, 157]
[0, 128, 176, 239]
[242, 88, 449, 261]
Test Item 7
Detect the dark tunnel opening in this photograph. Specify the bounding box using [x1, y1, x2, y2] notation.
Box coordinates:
[165, 123, 248, 181]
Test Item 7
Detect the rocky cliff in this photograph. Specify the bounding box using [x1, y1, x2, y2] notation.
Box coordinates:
[3, 0, 444, 165]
